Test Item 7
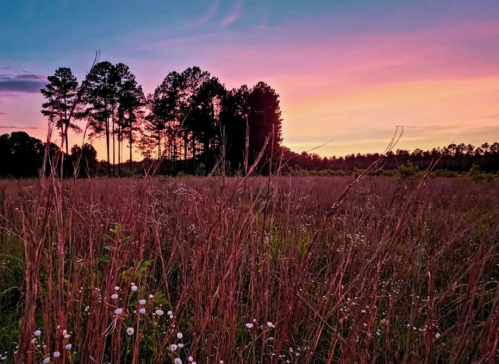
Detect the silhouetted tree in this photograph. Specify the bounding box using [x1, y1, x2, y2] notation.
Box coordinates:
[40, 67, 81, 155]
[0, 132, 59, 178]
[114, 63, 145, 173]
[219, 85, 250, 172]
[69, 143, 99, 177]
[247, 82, 283, 171]
[187, 74, 226, 173]
[80, 61, 118, 175]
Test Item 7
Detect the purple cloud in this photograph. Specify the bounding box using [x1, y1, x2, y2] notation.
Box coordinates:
[0, 125, 40, 129]
[0, 73, 47, 94]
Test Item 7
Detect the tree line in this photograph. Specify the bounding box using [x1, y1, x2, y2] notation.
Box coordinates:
[39, 63, 282, 177]
[2, 61, 498, 178]
[0, 132, 99, 178]
[2, 128, 499, 178]
[280, 142, 499, 175]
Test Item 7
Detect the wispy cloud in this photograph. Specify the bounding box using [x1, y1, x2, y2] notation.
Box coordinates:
[0, 72, 47, 94]
[195, 0, 218, 26]
[0, 125, 40, 129]
[221, 0, 244, 27]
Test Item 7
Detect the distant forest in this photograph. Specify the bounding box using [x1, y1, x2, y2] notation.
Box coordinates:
[2, 130, 499, 179]
[1, 62, 499, 178]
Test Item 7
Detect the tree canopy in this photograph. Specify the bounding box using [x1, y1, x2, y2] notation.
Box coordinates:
[2, 61, 497, 179]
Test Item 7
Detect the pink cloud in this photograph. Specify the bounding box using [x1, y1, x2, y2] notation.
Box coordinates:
[221, 0, 244, 27]
[188, 0, 218, 27]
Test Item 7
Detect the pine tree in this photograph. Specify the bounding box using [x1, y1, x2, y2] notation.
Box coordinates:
[40, 67, 81, 155]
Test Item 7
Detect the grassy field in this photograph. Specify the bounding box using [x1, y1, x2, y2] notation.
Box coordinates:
[1, 176, 499, 363]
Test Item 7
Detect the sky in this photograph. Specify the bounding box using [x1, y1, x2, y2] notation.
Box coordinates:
[1, 0, 499, 159]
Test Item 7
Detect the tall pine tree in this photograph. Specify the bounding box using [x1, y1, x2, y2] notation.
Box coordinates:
[40, 67, 81, 155]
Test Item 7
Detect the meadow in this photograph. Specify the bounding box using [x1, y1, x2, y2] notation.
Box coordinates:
[1, 175, 498, 363]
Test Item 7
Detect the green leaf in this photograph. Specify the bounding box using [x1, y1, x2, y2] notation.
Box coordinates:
[100, 255, 110, 263]
[104, 245, 112, 251]
[155, 291, 169, 305]
[120, 237, 130, 247]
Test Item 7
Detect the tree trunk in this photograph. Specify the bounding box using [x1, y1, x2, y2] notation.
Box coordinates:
[129, 123, 133, 172]
[106, 115, 110, 176]
[192, 134, 196, 174]
[184, 132, 188, 173]
[64, 97, 69, 155]
[118, 124, 121, 177]
[112, 115, 116, 176]
[244, 115, 249, 176]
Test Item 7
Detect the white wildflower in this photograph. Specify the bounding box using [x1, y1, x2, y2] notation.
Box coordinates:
[114, 286, 120, 291]
[65, 344, 71, 350]
[53, 351, 60, 358]
[139, 308, 146, 314]
[139, 299, 146, 305]
[174, 359, 182, 364]
[246, 323, 254, 329]
[131, 285, 138, 292]
[156, 309, 164, 316]
[126, 327, 134, 336]
[111, 294, 118, 300]
[177, 332, 183, 339]
[267, 322, 274, 328]
[170, 344, 178, 351]
[188, 356, 194, 362]
[114, 308, 123, 315]
[34, 330, 41, 337]
[43, 357, 50, 364]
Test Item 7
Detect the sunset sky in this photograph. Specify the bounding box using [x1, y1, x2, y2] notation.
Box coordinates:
[1, 0, 498, 159]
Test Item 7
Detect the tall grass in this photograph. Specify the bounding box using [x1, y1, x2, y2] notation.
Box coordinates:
[1, 175, 498, 363]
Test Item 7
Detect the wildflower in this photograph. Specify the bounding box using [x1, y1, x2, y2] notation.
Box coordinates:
[435, 333, 441, 339]
[139, 308, 146, 314]
[65, 344, 72, 350]
[267, 322, 275, 328]
[169, 315, 174, 319]
[177, 332, 183, 339]
[114, 286, 120, 291]
[64, 334, 71, 339]
[53, 351, 60, 358]
[246, 323, 254, 329]
[167, 311, 173, 315]
[111, 294, 118, 300]
[31, 338, 36, 344]
[62, 329, 67, 335]
[139, 299, 146, 305]
[43, 357, 50, 363]
[156, 309, 164, 316]
[149, 294, 154, 298]
[114, 308, 123, 315]
[131, 285, 138, 292]
[170, 344, 178, 351]
[34, 330, 41, 337]
[126, 327, 134, 336]
[178, 343, 184, 348]
[174, 359, 182, 364]
[188, 356, 194, 362]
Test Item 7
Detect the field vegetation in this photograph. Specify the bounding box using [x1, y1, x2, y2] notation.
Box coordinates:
[1, 174, 499, 363]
